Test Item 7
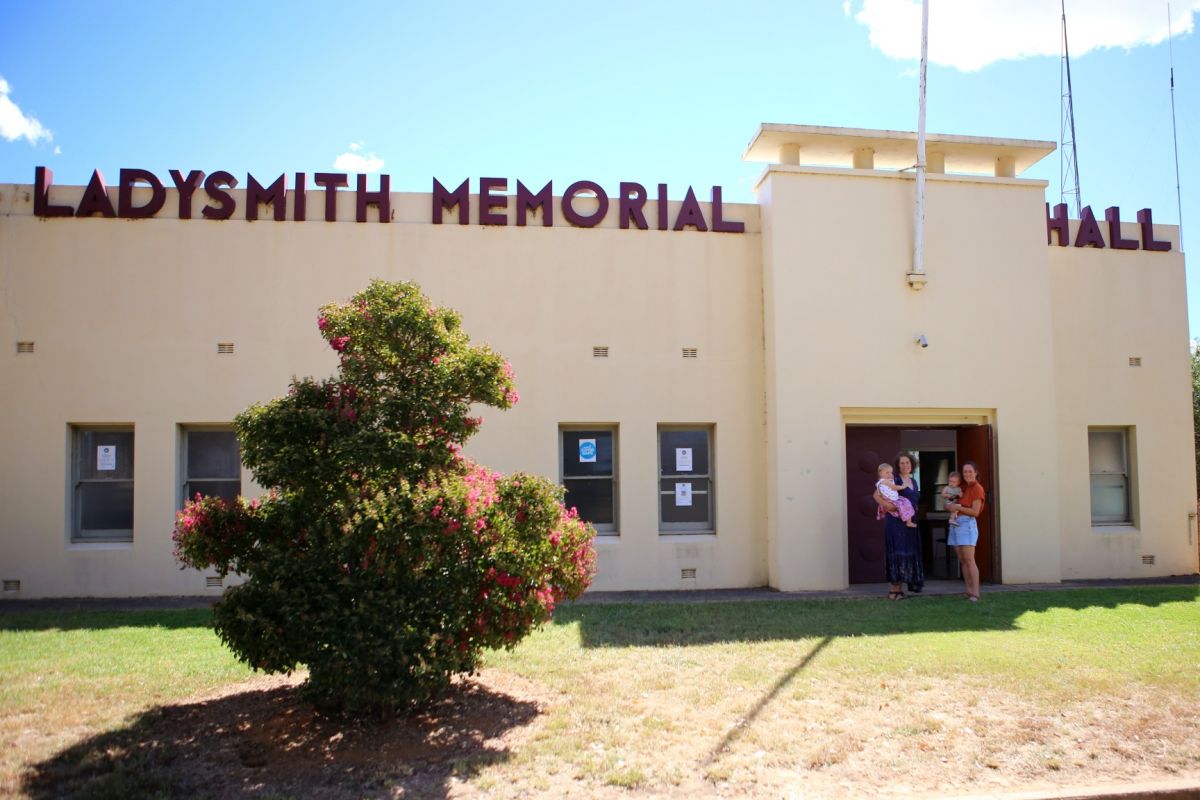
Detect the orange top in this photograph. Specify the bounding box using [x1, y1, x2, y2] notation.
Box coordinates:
[959, 481, 986, 515]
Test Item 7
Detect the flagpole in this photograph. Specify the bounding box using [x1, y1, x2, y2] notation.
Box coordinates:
[908, 0, 930, 289]
[1169, 3, 1185, 252]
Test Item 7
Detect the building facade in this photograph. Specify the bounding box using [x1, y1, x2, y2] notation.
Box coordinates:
[1, 124, 1195, 598]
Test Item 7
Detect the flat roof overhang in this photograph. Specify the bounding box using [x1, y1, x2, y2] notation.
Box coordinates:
[743, 123, 1056, 176]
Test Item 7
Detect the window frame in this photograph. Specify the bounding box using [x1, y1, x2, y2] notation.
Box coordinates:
[179, 425, 242, 508]
[70, 425, 135, 543]
[657, 424, 715, 534]
[1088, 427, 1134, 526]
[559, 425, 618, 535]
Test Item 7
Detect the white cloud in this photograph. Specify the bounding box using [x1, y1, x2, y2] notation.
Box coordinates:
[0, 76, 53, 145]
[53, 145, 61, 155]
[333, 144, 384, 173]
[848, 0, 1200, 72]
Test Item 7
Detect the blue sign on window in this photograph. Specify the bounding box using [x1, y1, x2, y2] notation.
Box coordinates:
[578, 438, 597, 463]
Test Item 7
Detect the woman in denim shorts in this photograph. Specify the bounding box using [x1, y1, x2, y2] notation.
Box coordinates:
[946, 461, 985, 602]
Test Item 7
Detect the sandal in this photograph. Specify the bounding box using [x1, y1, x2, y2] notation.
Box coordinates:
[888, 591, 906, 601]
[966, 594, 980, 602]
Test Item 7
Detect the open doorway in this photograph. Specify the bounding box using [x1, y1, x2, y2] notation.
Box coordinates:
[845, 424, 998, 585]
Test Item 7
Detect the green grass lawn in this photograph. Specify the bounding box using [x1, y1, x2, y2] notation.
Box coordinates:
[2, 587, 1198, 798]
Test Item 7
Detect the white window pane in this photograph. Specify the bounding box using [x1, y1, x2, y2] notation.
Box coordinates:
[562, 431, 614, 477]
[78, 482, 134, 536]
[660, 430, 709, 475]
[1090, 474, 1129, 522]
[1088, 431, 1126, 474]
[563, 478, 614, 525]
[660, 478, 712, 524]
[78, 430, 134, 480]
[187, 431, 240, 479]
[185, 480, 241, 504]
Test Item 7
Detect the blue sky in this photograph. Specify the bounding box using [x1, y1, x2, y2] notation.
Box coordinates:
[2, 1, 1197, 334]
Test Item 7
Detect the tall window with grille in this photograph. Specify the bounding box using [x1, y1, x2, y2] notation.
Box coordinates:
[1088, 428, 1133, 525]
[72, 427, 134, 542]
[182, 428, 242, 504]
[560, 427, 617, 534]
[658, 426, 714, 533]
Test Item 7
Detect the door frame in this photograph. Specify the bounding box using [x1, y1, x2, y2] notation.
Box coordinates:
[842, 408, 1002, 585]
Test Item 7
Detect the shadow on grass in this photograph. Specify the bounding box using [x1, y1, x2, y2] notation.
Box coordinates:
[0, 608, 215, 633]
[702, 635, 834, 767]
[22, 678, 540, 800]
[554, 585, 1200, 648]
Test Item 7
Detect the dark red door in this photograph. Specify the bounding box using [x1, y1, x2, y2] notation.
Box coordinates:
[956, 425, 996, 583]
[846, 426, 902, 584]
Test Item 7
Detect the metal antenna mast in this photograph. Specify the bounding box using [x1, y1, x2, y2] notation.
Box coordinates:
[1060, 0, 1082, 216]
[908, 0, 930, 291]
[1168, 4, 1185, 252]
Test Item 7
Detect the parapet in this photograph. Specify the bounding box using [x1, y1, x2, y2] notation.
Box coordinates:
[743, 123, 1056, 178]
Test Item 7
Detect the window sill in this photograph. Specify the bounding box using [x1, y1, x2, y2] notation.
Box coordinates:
[68, 541, 134, 551]
[658, 531, 717, 540]
[1090, 524, 1139, 534]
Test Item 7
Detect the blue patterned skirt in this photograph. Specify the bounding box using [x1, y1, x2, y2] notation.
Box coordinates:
[884, 518, 925, 588]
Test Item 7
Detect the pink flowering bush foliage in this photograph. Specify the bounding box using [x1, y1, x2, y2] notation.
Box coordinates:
[173, 280, 595, 712]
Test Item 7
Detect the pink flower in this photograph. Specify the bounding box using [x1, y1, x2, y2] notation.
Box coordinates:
[317, 315, 329, 331]
[330, 336, 350, 352]
[504, 388, 520, 406]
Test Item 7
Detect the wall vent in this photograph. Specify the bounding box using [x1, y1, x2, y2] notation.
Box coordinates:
[217, 342, 235, 355]
[16, 342, 34, 354]
[592, 346, 609, 358]
[205, 576, 223, 588]
[681, 568, 697, 580]
[682, 348, 699, 359]
[1128, 357, 1142, 367]
[1141, 555, 1155, 566]
[2, 580, 20, 592]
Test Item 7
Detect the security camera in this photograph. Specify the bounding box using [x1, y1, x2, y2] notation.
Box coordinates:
[915, 335, 929, 348]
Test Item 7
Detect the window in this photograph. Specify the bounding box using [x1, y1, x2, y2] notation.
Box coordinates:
[658, 426, 714, 533]
[1089, 428, 1132, 525]
[560, 427, 617, 534]
[72, 427, 134, 542]
[182, 429, 242, 504]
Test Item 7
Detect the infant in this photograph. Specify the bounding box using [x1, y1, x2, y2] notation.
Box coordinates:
[875, 464, 917, 528]
[941, 471, 964, 525]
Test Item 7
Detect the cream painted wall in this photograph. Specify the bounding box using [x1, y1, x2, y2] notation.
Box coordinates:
[757, 166, 1065, 589]
[1048, 224, 1198, 579]
[1, 159, 1193, 599]
[0, 183, 765, 597]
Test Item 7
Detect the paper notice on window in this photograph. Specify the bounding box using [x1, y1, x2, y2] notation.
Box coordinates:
[578, 438, 597, 463]
[97, 446, 117, 471]
[675, 447, 693, 472]
[675, 482, 693, 507]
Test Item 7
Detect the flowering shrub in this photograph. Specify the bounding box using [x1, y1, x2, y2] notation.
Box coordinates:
[174, 280, 595, 712]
